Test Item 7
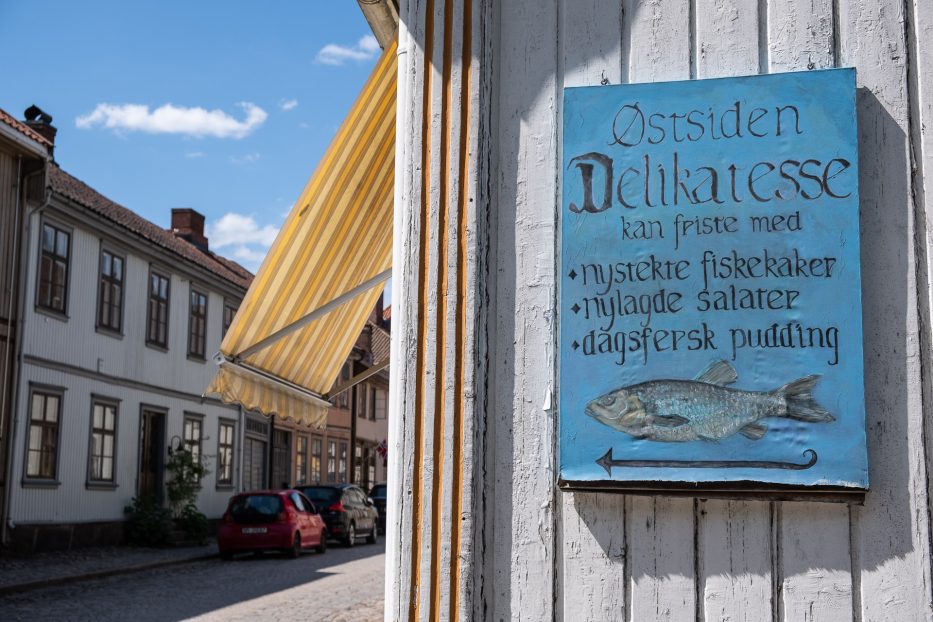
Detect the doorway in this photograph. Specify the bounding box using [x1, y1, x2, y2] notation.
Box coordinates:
[138, 408, 165, 503]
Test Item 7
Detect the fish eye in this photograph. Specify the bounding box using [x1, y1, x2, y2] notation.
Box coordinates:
[599, 395, 616, 406]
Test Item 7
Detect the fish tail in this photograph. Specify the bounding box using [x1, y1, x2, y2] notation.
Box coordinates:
[776, 375, 835, 423]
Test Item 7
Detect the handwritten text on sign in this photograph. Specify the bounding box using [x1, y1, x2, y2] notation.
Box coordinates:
[559, 69, 867, 490]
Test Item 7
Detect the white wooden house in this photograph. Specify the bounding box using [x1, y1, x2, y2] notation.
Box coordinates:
[0, 110, 254, 552]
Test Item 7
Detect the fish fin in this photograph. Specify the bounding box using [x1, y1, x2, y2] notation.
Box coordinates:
[739, 422, 768, 440]
[777, 375, 835, 423]
[695, 360, 738, 386]
[652, 414, 689, 428]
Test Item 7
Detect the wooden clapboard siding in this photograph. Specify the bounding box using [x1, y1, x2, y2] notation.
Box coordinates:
[390, 0, 933, 620]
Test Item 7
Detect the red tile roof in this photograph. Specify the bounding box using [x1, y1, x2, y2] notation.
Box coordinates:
[49, 165, 253, 290]
[0, 107, 52, 148]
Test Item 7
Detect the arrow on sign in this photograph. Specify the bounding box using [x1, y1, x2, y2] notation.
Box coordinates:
[595, 448, 818, 476]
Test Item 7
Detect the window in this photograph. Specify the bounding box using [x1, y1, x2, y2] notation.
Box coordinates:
[311, 437, 322, 483]
[367, 448, 376, 487]
[188, 289, 207, 359]
[357, 384, 368, 419]
[88, 400, 117, 483]
[146, 270, 170, 347]
[183, 416, 202, 466]
[296, 435, 308, 485]
[96, 249, 124, 332]
[375, 388, 387, 420]
[26, 389, 62, 480]
[222, 303, 237, 337]
[338, 441, 348, 482]
[37, 222, 70, 313]
[370, 386, 378, 421]
[354, 445, 362, 484]
[334, 364, 351, 408]
[217, 421, 235, 487]
[327, 440, 336, 483]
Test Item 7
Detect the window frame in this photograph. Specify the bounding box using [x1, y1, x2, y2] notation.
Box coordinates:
[187, 286, 208, 360]
[86, 396, 120, 488]
[295, 434, 309, 485]
[182, 413, 204, 476]
[216, 419, 236, 489]
[327, 440, 337, 483]
[35, 219, 72, 318]
[311, 436, 322, 483]
[23, 384, 66, 486]
[96, 245, 126, 335]
[222, 301, 238, 338]
[338, 441, 348, 483]
[146, 268, 171, 349]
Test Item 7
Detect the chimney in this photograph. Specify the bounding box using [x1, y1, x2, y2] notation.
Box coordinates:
[23, 104, 56, 156]
[170, 208, 209, 252]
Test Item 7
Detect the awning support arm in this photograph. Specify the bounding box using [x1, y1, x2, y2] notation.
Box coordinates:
[214, 354, 334, 409]
[234, 268, 392, 361]
[324, 358, 390, 401]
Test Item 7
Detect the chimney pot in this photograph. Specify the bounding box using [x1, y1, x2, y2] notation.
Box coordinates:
[22, 104, 56, 156]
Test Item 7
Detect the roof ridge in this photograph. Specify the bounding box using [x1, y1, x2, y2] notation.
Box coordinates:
[48, 164, 253, 291]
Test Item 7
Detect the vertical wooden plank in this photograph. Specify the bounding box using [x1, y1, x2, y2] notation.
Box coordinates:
[695, 0, 761, 76]
[628, 496, 696, 620]
[838, 0, 933, 619]
[908, 0, 933, 615]
[767, 0, 834, 71]
[697, 500, 773, 622]
[779, 503, 854, 620]
[623, 0, 691, 83]
[558, 2, 625, 620]
[622, 3, 696, 620]
[765, 5, 855, 621]
[561, 493, 627, 620]
[691, 5, 774, 621]
[494, 0, 559, 619]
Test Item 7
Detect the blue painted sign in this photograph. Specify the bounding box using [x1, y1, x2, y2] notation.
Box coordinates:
[559, 69, 867, 491]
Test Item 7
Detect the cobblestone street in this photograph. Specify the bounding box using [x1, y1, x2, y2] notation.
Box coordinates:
[0, 543, 385, 621]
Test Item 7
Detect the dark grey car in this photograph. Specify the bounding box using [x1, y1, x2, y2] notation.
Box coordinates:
[295, 484, 379, 547]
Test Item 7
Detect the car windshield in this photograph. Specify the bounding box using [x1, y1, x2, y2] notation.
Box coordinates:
[370, 484, 387, 499]
[299, 487, 342, 504]
[229, 494, 283, 524]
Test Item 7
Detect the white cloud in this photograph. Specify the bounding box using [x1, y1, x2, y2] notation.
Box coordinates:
[185, 151, 206, 159]
[315, 35, 380, 65]
[76, 102, 267, 139]
[230, 153, 261, 165]
[231, 246, 268, 270]
[206, 212, 279, 249]
[279, 98, 298, 111]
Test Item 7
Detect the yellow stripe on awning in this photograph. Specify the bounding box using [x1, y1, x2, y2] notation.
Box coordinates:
[205, 41, 397, 428]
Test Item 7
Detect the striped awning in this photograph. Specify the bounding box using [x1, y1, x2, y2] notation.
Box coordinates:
[206, 41, 397, 428]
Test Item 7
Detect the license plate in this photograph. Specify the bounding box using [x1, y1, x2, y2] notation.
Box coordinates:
[242, 527, 267, 534]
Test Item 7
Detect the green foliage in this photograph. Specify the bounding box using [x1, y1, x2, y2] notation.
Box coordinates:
[165, 447, 211, 542]
[178, 503, 210, 545]
[124, 496, 173, 547]
[165, 448, 209, 518]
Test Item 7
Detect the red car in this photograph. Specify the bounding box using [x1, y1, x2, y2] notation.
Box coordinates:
[218, 490, 327, 559]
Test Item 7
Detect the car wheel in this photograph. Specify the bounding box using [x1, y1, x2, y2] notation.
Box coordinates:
[344, 523, 356, 548]
[316, 529, 328, 554]
[366, 522, 378, 544]
[288, 532, 301, 559]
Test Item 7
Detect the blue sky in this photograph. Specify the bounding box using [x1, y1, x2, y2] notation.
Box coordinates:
[0, 1, 380, 273]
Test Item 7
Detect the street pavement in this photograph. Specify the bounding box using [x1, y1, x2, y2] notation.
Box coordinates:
[0, 542, 385, 621]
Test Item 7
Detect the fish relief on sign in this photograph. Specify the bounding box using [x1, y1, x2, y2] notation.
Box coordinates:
[586, 360, 831, 475]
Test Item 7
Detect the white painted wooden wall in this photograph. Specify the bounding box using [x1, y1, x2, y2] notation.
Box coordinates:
[390, 0, 933, 620]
